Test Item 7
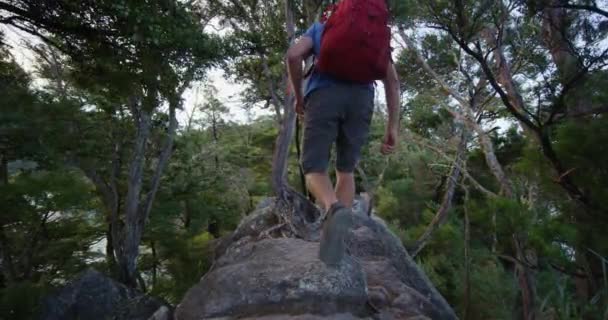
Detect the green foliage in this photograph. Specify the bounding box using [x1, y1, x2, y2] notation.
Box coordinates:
[143, 231, 215, 303]
[0, 281, 48, 320]
[0, 169, 103, 281]
[554, 117, 608, 210]
[536, 267, 608, 320]
[417, 220, 517, 320]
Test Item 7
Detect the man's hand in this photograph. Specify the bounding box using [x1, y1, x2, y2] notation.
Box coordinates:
[381, 126, 398, 155]
[287, 36, 313, 119]
[295, 95, 305, 116]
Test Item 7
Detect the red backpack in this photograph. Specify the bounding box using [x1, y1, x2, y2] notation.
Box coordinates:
[316, 0, 391, 83]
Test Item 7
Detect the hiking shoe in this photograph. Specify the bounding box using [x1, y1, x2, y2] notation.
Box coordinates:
[319, 203, 353, 267]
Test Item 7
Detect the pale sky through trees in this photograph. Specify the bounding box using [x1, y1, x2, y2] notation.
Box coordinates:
[1, 24, 269, 126]
[2, 20, 517, 132]
[3, 15, 396, 129]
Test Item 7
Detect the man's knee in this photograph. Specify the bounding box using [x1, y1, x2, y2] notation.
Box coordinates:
[305, 171, 328, 180]
[336, 170, 354, 179]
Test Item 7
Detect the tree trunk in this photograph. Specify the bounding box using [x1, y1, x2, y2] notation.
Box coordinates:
[21, 212, 50, 281]
[0, 155, 11, 281]
[151, 240, 157, 287]
[411, 130, 467, 257]
[541, 1, 585, 89]
[183, 200, 192, 230]
[212, 113, 220, 169]
[81, 166, 123, 277]
[118, 77, 182, 286]
[121, 106, 152, 287]
[474, 122, 514, 197]
[0, 153, 7, 185]
[295, 118, 308, 197]
[208, 220, 220, 238]
[0, 230, 16, 284]
[514, 235, 536, 320]
[105, 222, 116, 271]
[463, 186, 472, 320]
[271, 0, 296, 199]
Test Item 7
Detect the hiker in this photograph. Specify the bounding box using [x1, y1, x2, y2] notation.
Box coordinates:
[286, 0, 400, 266]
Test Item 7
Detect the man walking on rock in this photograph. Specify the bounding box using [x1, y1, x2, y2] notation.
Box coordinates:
[286, 0, 401, 266]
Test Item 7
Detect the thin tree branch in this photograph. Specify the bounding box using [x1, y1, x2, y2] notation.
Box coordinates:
[261, 55, 283, 124]
[412, 130, 468, 257]
[549, 3, 608, 19]
[405, 131, 498, 198]
[398, 26, 469, 107]
[141, 70, 194, 221]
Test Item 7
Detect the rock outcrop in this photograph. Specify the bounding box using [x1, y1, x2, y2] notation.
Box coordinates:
[176, 198, 458, 320]
[39, 269, 171, 320]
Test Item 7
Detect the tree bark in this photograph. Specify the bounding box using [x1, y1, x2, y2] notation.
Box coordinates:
[121, 104, 152, 287]
[271, 0, 296, 199]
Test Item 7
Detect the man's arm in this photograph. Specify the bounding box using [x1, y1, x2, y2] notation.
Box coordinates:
[381, 62, 400, 155]
[286, 36, 313, 115]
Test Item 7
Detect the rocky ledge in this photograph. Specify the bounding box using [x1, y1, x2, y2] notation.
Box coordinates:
[176, 199, 457, 320]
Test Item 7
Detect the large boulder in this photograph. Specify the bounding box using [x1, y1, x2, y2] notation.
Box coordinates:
[39, 269, 171, 320]
[178, 238, 371, 319]
[176, 198, 458, 320]
[346, 211, 456, 319]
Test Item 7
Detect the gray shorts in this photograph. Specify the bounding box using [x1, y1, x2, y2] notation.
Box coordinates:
[301, 84, 374, 174]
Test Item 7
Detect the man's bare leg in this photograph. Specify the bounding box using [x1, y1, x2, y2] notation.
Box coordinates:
[335, 171, 355, 209]
[307, 171, 353, 266]
[305, 172, 339, 210]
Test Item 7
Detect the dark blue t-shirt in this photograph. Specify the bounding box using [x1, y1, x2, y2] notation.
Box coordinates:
[302, 22, 374, 98]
